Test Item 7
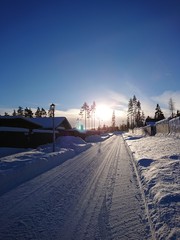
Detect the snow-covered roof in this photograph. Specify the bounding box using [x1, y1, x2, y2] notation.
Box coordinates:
[0, 116, 42, 129]
[30, 117, 72, 130]
[0, 116, 72, 130]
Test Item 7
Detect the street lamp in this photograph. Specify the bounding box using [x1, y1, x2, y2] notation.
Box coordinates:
[50, 103, 55, 152]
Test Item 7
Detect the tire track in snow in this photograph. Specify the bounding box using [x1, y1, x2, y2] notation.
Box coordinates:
[58, 136, 118, 239]
[0, 135, 152, 239]
[0, 137, 115, 239]
[106, 137, 151, 239]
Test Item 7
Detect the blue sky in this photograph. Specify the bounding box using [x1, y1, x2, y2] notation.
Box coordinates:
[0, 0, 180, 126]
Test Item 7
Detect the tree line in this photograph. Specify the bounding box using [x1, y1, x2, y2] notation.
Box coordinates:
[127, 95, 180, 129]
[127, 95, 145, 129]
[1, 96, 180, 131]
[78, 101, 96, 130]
[3, 106, 54, 118]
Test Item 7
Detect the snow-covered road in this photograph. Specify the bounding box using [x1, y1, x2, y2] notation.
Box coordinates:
[0, 135, 152, 240]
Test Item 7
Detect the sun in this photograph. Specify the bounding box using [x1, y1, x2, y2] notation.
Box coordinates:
[96, 104, 112, 122]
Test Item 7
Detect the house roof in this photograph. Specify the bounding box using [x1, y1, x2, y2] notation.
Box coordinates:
[0, 116, 72, 130]
[0, 116, 42, 129]
[29, 117, 72, 130]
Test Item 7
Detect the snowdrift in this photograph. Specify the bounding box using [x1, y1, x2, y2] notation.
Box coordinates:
[0, 134, 110, 195]
[124, 134, 180, 239]
[0, 136, 92, 195]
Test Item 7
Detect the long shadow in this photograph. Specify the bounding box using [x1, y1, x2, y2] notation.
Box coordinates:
[126, 136, 144, 140]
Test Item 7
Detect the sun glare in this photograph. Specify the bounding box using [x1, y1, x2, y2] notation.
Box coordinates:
[96, 104, 112, 122]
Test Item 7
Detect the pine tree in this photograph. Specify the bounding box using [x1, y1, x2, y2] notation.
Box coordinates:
[41, 108, 47, 117]
[24, 107, 33, 118]
[127, 98, 133, 129]
[17, 106, 24, 116]
[132, 95, 137, 127]
[35, 107, 41, 117]
[127, 96, 145, 129]
[28, 108, 33, 118]
[12, 110, 17, 116]
[154, 104, 165, 121]
[135, 100, 141, 127]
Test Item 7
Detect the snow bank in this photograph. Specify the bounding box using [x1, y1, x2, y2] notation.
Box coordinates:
[85, 133, 110, 142]
[0, 136, 92, 195]
[169, 117, 180, 138]
[0, 149, 75, 195]
[0, 147, 31, 158]
[58, 136, 92, 153]
[155, 117, 180, 137]
[124, 134, 180, 239]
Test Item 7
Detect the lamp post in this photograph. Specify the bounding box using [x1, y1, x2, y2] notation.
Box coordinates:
[50, 103, 55, 152]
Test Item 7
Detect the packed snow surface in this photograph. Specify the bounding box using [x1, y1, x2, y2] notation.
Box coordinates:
[0, 134, 152, 239]
[0, 132, 179, 239]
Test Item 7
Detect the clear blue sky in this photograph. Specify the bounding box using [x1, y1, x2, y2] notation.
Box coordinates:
[0, 0, 180, 125]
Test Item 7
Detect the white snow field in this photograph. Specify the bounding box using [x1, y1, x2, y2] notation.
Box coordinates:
[124, 134, 180, 240]
[0, 134, 152, 240]
[0, 133, 179, 239]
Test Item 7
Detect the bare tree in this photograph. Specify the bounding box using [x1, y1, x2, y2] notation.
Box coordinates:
[79, 102, 89, 130]
[90, 101, 96, 129]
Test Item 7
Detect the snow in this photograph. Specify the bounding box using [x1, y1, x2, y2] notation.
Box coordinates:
[0, 147, 31, 158]
[0, 132, 179, 239]
[30, 116, 68, 129]
[0, 135, 111, 195]
[0, 136, 90, 195]
[124, 133, 180, 239]
[85, 133, 111, 142]
[0, 134, 151, 239]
